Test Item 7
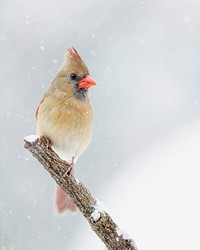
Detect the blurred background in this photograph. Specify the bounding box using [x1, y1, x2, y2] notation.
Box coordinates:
[1, 0, 200, 249]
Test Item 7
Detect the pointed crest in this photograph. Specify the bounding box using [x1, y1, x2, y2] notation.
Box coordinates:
[66, 47, 81, 61]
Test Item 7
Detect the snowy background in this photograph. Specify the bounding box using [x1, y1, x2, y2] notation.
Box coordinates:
[1, 0, 200, 249]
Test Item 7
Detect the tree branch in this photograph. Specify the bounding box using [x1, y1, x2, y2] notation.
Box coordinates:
[24, 135, 138, 250]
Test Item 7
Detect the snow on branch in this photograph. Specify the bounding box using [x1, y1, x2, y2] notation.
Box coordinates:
[24, 135, 138, 250]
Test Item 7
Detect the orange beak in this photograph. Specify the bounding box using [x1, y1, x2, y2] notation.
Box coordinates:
[78, 75, 96, 89]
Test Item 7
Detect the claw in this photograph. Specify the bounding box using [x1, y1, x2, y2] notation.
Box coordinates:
[62, 157, 75, 177]
[39, 135, 52, 148]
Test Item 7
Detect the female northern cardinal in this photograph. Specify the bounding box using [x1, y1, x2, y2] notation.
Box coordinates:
[36, 47, 96, 214]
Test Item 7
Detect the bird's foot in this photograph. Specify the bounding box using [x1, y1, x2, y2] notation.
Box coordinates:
[39, 135, 52, 148]
[62, 157, 75, 177]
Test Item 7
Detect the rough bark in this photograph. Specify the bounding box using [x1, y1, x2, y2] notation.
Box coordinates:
[24, 136, 138, 250]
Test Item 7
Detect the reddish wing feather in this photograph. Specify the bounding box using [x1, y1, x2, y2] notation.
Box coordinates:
[35, 98, 44, 120]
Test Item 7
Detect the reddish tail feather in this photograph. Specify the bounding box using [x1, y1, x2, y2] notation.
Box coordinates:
[53, 185, 77, 214]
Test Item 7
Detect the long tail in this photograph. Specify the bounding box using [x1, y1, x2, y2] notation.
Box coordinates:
[53, 184, 77, 214]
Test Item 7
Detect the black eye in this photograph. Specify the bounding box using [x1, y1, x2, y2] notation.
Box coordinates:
[70, 73, 77, 80]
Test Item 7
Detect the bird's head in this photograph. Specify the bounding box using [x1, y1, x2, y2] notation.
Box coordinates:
[55, 47, 96, 99]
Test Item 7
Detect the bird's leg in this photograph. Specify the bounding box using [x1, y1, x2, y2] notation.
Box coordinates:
[67, 156, 75, 174]
[62, 157, 75, 177]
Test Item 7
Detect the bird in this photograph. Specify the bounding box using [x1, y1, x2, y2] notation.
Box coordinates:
[35, 47, 96, 214]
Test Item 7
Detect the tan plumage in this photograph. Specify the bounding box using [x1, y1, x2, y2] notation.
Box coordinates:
[36, 93, 94, 162]
[36, 47, 96, 213]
